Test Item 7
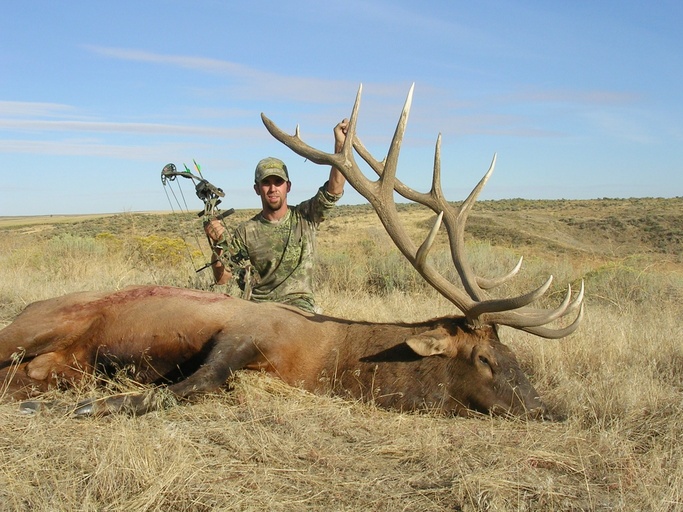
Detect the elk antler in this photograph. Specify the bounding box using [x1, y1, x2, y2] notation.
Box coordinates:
[261, 84, 584, 338]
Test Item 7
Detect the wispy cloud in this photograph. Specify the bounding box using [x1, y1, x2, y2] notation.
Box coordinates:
[0, 101, 76, 118]
[86, 46, 258, 77]
[0, 118, 252, 138]
[0, 138, 194, 160]
[84, 45, 408, 105]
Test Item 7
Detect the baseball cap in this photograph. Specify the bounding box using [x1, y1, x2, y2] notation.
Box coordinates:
[254, 157, 289, 183]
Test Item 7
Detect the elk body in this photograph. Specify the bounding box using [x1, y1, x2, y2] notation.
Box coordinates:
[0, 85, 583, 418]
[2, 285, 546, 417]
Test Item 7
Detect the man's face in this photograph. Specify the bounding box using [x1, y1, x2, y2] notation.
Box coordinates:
[255, 175, 291, 212]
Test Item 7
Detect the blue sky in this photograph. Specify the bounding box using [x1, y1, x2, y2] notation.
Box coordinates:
[1, 1, 682, 215]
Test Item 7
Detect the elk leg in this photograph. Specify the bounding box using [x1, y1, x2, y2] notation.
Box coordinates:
[166, 333, 259, 399]
[25, 351, 91, 382]
[74, 333, 259, 416]
[11, 352, 93, 414]
[1, 362, 52, 400]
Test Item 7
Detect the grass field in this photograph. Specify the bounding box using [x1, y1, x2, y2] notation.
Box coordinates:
[0, 197, 681, 511]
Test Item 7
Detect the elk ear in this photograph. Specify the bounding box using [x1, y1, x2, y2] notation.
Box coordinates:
[405, 332, 453, 357]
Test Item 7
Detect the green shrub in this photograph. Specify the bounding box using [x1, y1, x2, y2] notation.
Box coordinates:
[584, 257, 683, 309]
[46, 233, 107, 258]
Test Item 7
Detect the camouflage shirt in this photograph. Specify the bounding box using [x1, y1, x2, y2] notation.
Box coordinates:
[220, 182, 342, 312]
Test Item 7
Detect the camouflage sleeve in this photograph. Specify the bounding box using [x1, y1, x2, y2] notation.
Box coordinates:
[296, 181, 343, 225]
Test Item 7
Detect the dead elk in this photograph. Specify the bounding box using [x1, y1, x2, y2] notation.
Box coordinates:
[0, 86, 583, 418]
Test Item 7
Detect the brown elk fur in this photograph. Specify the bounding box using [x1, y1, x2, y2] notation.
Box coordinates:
[0, 285, 548, 418]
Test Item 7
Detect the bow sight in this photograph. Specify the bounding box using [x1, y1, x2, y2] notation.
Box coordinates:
[161, 161, 234, 220]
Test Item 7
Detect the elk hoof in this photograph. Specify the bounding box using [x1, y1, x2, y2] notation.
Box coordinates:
[73, 399, 96, 417]
[19, 401, 44, 414]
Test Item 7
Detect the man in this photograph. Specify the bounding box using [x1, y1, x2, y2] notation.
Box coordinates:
[204, 119, 348, 313]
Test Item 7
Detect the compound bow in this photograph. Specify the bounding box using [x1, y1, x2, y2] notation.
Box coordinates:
[161, 160, 235, 274]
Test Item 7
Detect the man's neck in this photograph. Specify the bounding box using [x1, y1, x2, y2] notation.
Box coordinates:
[260, 206, 289, 222]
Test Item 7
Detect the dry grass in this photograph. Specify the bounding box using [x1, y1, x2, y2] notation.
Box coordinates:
[1, 199, 682, 511]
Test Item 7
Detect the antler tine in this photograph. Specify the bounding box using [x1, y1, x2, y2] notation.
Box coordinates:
[477, 256, 523, 290]
[525, 279, 585, 328]
[468, 275, 554, 320]
[439, 153, 497, 304]
[380, 83, 413, 199]
[416, 211, 443, 266]
[430, 134, 447, 204]
[482, 280, 585, 335]
[260, 84, 363, 178]
[352, 133, 441, 210]
[524, 299, 585, 339]
[344, 84, 362, 157]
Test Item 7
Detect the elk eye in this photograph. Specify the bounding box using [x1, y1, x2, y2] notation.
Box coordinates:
[478, 355, 490, 367]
